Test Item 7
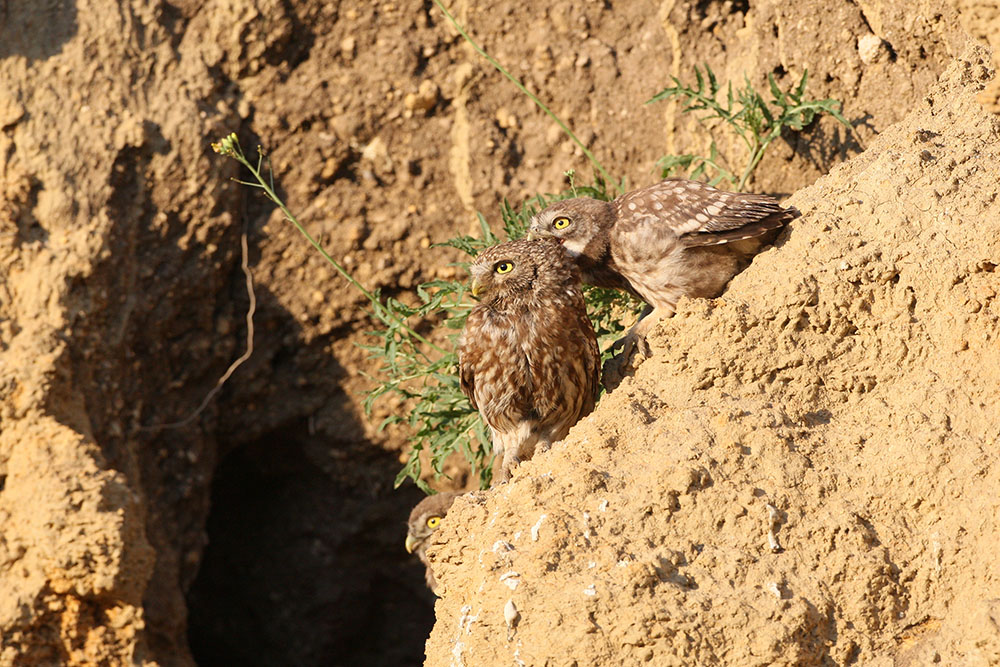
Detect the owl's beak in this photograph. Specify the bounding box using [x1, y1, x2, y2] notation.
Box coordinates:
[405, 533, 419, 554]
[470, 277, 484, 298]
[526, 229, 538, 240]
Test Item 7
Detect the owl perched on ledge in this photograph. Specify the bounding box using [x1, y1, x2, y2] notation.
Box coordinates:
[529, 177, 797, 387]
[459, 238, 601, 485]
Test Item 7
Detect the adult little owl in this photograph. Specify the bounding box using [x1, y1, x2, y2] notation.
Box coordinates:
[529, 177, 796, 385]
[405, 491, 461, 595]
[459, 238, 601, 485]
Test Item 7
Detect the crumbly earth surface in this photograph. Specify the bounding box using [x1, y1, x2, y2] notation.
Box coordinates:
[427, 43, 1000, 666]
[0, 0, 995, 665]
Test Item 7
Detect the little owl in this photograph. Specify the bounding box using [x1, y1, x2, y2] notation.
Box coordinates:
[459, 237, 601, 485]
[529, 177, 796, 386]
[405, 491, 462, 595]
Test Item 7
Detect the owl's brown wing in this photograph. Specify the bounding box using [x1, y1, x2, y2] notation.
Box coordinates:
[525, 294, 601, 431]
[460, 309, 535, 430]
[613, 178, 797, 248]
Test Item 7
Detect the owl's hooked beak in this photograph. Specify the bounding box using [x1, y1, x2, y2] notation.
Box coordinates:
[470, 277, 484, 298]
[405, 533, 419, 554]
[527, 227, 560, 245]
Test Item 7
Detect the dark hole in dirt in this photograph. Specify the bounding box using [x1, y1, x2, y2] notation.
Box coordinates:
[186, 424, 435, 666]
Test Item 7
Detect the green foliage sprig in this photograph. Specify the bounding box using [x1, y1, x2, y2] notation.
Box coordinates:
[649, 65, 852, 190]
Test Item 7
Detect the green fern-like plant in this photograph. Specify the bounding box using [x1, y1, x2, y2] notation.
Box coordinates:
[649, 65, 852, 190]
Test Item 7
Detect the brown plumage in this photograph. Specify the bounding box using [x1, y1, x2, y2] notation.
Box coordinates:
[458, 238, 601, 485]
[529, 177, 796, 385]
[405, 491, 462, 595]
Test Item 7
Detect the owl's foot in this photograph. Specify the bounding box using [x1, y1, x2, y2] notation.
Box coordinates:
[602, 328, 653, 391]
[491, 453, 521, 487]
[491, 466, 511, 487]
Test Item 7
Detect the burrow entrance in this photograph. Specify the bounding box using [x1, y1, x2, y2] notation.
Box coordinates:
[186, 424, 435, 666]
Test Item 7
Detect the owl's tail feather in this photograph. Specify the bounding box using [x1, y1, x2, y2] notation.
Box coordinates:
[681, 207, 799, 248]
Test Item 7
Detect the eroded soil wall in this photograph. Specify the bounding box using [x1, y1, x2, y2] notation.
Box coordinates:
[0, 0, 991, 664]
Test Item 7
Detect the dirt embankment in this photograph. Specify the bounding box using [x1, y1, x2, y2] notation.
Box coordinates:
[0, 0, 993, 665]
[426, 44, 1000, 666]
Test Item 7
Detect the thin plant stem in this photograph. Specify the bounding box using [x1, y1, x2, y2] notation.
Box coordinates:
[215, 134, 447, 356]
[432, 0, 622, 195]
[739, 135, 772, 190]
[143, 224, 256, 431]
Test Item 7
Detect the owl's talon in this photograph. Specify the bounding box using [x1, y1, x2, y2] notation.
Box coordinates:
[602, 331, 650, 391]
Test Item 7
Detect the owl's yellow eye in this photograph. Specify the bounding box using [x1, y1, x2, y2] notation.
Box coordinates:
[553, 216, 571, 230]
[426, 516, 441, 529]
[494, 261, 514, 274]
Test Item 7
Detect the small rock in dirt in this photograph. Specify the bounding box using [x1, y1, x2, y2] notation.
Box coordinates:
[858, 34, 886, 65]
[453, 62, 475, 91]
[340, 36, 356, 60]
[361, 136, 390, 167]
[0, 93, 25, 128]
[495, 107, 518, 129]
[504, 599, 520, 628]
[404, 80, 440, 114]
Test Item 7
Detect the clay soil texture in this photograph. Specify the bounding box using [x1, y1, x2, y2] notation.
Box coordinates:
[0, 1, 998, 666]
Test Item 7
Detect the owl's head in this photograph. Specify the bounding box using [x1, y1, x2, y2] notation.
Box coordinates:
[528, 197, 614, 257]
[405, 491, 461, 556]
[468, 238, 575, 302]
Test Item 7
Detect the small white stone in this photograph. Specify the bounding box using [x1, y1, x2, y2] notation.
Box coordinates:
[583, 584, 596, 596]
[531, 514, 547, 541]
[499, 571, 521, 590]
[504, 599, 520, 628]
[766, 504, 779, 526]
[858, 34, 884, 65]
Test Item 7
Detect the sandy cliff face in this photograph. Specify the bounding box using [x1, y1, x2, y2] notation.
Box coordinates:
[0, 0, 994, 665]
[425, 46, 1000, 665]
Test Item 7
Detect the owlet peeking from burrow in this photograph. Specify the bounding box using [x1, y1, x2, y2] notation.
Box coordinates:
[529, 177, 797, 386]
[458, 238, 601, 485]
[405, 491, 461, 595]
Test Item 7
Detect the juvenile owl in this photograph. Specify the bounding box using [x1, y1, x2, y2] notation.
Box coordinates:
[405, 491, 462, 595]
[459, 238, 601, 485]
[529, 177, 796, 384]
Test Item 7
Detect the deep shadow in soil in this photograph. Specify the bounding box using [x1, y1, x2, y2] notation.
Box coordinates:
[0, 0, 77, 61]
[186, 422, 434, 667]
